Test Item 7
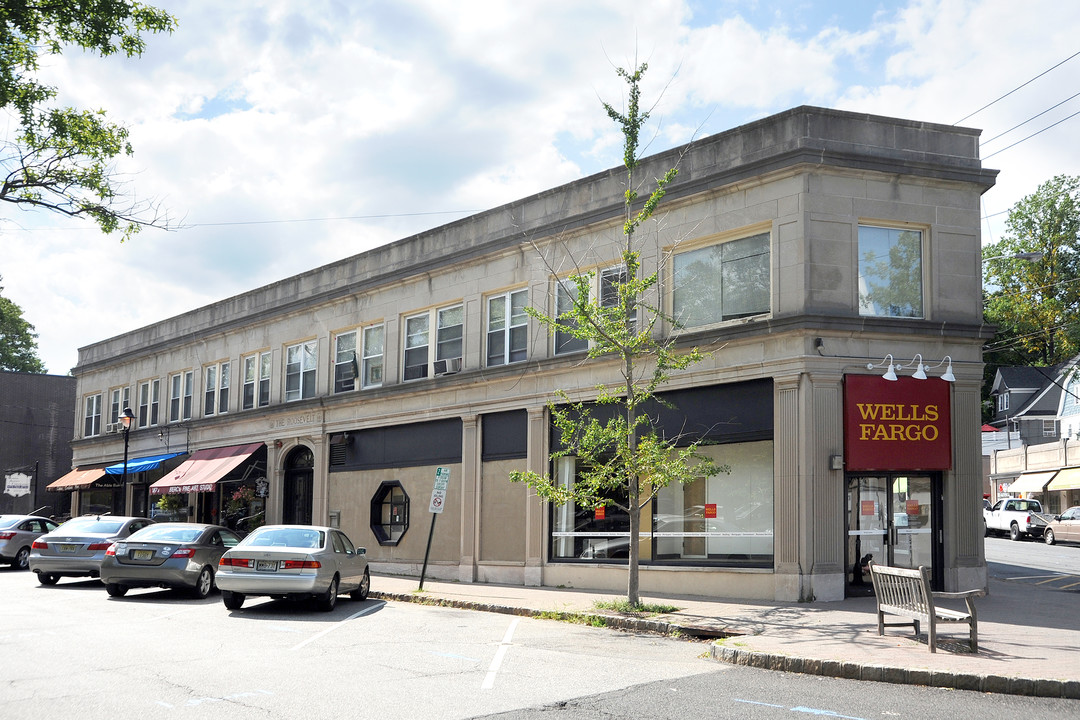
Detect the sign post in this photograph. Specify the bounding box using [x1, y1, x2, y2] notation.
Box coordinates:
[419, 466, 450, 591]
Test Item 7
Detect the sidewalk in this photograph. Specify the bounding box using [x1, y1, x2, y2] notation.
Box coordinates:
[370, 574, 1080, 699]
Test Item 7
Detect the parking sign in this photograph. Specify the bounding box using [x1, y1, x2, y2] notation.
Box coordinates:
[429, 466, 450, 513]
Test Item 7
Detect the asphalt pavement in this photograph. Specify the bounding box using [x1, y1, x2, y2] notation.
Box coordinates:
[371, 571, 1080, 699]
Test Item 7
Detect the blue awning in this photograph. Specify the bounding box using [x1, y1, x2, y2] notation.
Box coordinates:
[104, 452, 185, 475]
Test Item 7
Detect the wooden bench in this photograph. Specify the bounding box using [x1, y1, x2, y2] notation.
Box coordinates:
[868, 562, 985, 653]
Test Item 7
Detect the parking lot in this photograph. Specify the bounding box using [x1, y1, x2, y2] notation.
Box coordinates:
[0, 568, 714, 719]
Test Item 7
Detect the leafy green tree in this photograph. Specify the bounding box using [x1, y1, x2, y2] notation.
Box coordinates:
[0, 278, 45, 372]
[983, 175, 1080, 368]
[0, 0, 176, 239]
[509, 64, 724, 608]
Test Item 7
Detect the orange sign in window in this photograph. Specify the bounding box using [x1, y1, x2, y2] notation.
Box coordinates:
[704, 504, 717, 519]
[906, 499, 920, 515]
[861, 500, 876, 516]
[594, 506, 605, 520]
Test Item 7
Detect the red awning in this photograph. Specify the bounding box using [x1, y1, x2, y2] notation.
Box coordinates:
[148, 442, 264, 495]
[46, 467, 107, 492]
[981, 424, 998, 432]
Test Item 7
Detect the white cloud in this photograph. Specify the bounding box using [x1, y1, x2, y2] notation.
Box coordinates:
[3, 0, 1080, 374]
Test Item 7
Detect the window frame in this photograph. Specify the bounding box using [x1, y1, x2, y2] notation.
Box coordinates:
[552, 266, 636, 357]
[403, 303, 463, 381]
[333, 330, 358, 394]
[670, 229, 772, 330]
[486, 289, 528, 367]
[203, 361, 230, 416]
[857, 223, 925, 319]
[84, 393, 102, 438]
[285, 340, 318, 402]
[361, 324, 385, 389]
[137, 379, 159, 428]
[370, 480, 409, 546]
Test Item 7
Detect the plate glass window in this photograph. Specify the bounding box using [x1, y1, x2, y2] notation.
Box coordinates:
[858, 225, 923, 318]
[672, 232, 770, 328]
[487, 290, 528, 366]
[285, 341, 317, 401]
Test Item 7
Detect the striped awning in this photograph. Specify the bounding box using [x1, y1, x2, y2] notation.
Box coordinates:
[45, 468, 106, 492]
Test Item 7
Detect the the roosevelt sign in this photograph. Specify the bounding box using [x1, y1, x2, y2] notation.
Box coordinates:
[843, 375, 952, 471]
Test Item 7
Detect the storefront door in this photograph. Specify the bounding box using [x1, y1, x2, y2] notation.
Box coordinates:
[846, 473, 942, 596]
[282, 446, 313, 525]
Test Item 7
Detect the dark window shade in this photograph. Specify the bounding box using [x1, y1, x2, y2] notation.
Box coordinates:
[482, 410, 528, 461]
[329, 418, 463, 471]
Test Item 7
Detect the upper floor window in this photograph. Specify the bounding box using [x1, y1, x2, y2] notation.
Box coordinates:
[672, 231, 770, 328]
[553, 267, 634, 356]
[487, 289, 528, 366]
[285, 340, 317, 401]
[169, 370, 193, 422]
[84, 394, 102, 437]
[555, 279, 588, 355]
[137, 379, 160, 428]
[404, 304, 462, 380]
[204, 362, 230, 416]
[997, 393, 1010, 412]
[242, 352, 272, 410]
[858, 225, 923, 318]
[1043, 419, 1058, 437]
[109, 388, 123, 425]
[334, 331, 358, 393]
[362, 325, 384, 388]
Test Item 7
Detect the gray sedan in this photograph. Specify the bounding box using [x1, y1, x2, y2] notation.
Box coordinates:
[216, 525, 369, 612]
[0, 515, 60, 569]
[100, 523, 243, 598]
[29, 515, 154, 584]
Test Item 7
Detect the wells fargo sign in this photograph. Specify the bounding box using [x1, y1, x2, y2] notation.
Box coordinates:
[844, 375, 951, 471]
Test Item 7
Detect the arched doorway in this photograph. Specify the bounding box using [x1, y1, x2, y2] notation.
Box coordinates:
[282, 446, 314, 525]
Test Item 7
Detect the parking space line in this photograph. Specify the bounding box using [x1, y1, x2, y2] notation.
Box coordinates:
[290, 600, 384, 651]
[1036, 576, 1065, 585]
[481, 617, 519, 690]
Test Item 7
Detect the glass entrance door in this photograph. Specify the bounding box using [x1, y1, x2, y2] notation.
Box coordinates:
[846, 474, 940, 596]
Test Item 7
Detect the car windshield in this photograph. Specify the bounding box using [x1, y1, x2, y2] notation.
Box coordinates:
[129, 526, 202, 543]
[1013, 500, 1042, 512]
[243, 528, 324, 549]
[58, 517, 124, 534]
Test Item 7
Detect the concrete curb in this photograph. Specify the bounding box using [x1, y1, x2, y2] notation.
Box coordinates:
[372, 590, 1080, 699]
[709, 645, 1080, 699]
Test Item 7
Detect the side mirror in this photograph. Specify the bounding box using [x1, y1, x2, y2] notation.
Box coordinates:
[357, 547, 366, 557]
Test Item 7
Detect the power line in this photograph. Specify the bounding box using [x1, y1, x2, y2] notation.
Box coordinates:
[980, 91, 1080, 146]
[955, 49, 1080, 125]
[983, 108, 1080, 159]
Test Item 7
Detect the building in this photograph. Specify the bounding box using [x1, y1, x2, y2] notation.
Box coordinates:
[64, 106, 996, 601]
[987, 358, 1080, 512]
[987, 365, 1065, 445]
[0, 370, 76, 517]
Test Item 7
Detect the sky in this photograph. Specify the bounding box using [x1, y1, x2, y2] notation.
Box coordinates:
[3, 0, 1079, 375]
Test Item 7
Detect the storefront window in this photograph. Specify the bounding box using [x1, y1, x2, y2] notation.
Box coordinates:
[551, 441, 774, 566]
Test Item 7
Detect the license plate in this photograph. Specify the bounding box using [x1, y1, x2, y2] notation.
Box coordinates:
[133, 549, 153, 560]
[58, 544, 78, 553]
[256, 560, 278, 572]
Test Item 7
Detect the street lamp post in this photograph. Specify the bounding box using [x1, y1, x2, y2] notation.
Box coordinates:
[119, 407, 136, 485]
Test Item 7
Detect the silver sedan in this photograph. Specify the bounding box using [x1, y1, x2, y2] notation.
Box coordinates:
[99, 523, 243, 598]
[0, 515, 60, 570]
[29, 515, 154, 584]
[216, 525, 369, 612]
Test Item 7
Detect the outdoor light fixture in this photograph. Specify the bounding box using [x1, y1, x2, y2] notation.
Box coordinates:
[119, 407, 136, 485]
[867, 354, 898, 381]
[867, 354, 955, 382]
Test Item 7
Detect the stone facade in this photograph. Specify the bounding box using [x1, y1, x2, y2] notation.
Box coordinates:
[68, 106, 996, 601]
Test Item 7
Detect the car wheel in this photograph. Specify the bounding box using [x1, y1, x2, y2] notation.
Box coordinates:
[351, 569, 370, 601]
[14, 546, 30, 570]
[222, 590, 245, 610]
[1009, 522, 1022, 541]
[38, 572, 59, 586]
[106, 583, 128, 597]
[1045, 528, 1056, 545]
[191, 567, 214, 599]
[318, 576, 339, 612]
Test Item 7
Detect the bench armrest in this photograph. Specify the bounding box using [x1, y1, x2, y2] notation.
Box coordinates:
[933, 589, 985, 600]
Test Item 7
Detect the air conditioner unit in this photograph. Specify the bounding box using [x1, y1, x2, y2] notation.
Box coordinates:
[433, 358, 462, 376]
[104, 422, 120, 434]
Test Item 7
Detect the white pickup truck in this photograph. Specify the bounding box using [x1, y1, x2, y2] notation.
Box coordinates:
[983, 497, 1048, 541]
